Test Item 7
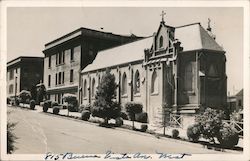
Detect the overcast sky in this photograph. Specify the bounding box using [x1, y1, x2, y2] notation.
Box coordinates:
[7, 7, 243, 94]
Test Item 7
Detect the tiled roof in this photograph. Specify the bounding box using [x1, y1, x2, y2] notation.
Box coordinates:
[175, 23, 224, 52]
[82, 23, 224, 73]
[82, 37, 153, 73]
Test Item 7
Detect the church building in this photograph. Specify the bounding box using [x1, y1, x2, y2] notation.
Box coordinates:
[80, 16, 227, 128]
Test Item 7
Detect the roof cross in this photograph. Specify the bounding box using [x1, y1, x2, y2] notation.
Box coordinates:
[160, 11, 166, 22]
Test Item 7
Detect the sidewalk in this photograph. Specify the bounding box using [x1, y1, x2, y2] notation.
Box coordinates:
[21, 104, 244, 150]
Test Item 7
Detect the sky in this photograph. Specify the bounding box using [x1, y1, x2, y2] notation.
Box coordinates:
[6, 7, 243, 95]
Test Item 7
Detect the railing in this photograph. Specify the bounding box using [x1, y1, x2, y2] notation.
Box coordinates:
[222, 120, 243, 137]
[169, 114, 183, 128]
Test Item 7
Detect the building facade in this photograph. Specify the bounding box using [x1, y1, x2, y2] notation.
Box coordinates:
[43, 27, 141, 104]
[80, 20, 227, 128]
[7, 56, 44, 98]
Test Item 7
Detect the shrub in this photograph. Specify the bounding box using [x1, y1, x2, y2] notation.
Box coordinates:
[120, 112, 128, 120]
[51, 102, 59, 107]
[140, 124, 148, 132]
[19, 90, 31, 104]
[187, 124, 200, 142]
[44, 100, 52, 108]
[217, 125, 239, 148]
[230, 110, 243, 122]
[172, 129, 179, 139]
[63, 93, 78, 105]
[67, 104, 78, 112]
[53, 106, 60, 115]
[29, 100, 36, 110]
[195, 108, 225, 143]
[115, 117, 123, 127]
[79, 104, 91, 113]
[125, 102, 143, 128]
[135, 112, 148, 123]
[7, 121, 17, 154]
[15, 99, 20, 106]
[81, 110, 91, 121]
[43, 100, 51, 112]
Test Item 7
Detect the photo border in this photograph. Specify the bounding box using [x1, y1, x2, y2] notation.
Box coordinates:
[0, 0, 249, 161]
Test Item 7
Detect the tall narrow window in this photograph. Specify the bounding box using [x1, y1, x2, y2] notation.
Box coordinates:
[48, 56, 51, 68]
[56, 53, 58, 65]
[55, 73, 58, 85]
[48, 75, 51, 87]
[159, 36, 163, 48]
[70, 48, 74, 61]
[122, 73, 127, 95]
[62, 51, 65, 63]
[59, 52, 62, 64]
[9, 70, 14, 80]
[83, 79, 87, 98]
[91, 78, 96, 97]
[184, 62, 193, 91]
[70, 69, 74, 82]
[134, 70, 140, 94]
[151, 70, 158, 94]
[62, 72, 64, 84]
[58, 72, 62, 84]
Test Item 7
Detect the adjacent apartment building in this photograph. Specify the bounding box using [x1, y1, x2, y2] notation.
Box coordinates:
[7, 56, 44, 98]
[42, 27, 141, 104]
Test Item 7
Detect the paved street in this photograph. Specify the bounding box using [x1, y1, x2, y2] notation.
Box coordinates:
[8, 106, 227, 154]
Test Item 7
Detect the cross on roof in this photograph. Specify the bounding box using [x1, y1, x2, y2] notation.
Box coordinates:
[160, 11, 166, 22]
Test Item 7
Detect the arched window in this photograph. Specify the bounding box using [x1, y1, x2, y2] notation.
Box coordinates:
[134, 70, 140, 94]
[151, 70, 158, 94]
[159, 36, 163, 48]
[122, 72, 127, 95]
[91, 78, 96, 97]
[83, 79, 87, 98]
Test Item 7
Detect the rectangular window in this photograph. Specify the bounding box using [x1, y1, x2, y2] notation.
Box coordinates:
[9, 84, 14, 94]
[48, 56, 51, 68]
[47, 94, 51, 100]
[59, 52, 62, 64]
[70, 69, 74, 82]
[59, 72, 62, 84]
[62, 72, 64, 84]
[48, 75, 51, 87]
[55, 73, 58, 85]
[56, 53, 58, 65]
[184, 62, 194, 92]
[62, 51, 65, 63]
[16, 68, 18, 73]
[9, 70, 14, 80]
[70, 48, 74, 61]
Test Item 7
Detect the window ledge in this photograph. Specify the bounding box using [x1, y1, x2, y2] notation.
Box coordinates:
[121, 94, 128, 98]
[183, 91, 195, 95]
[151, 92, 159, 96]
[134, 93, 141, 97]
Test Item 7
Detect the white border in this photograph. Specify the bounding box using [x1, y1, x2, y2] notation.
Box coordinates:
[0, 0, 249, 161]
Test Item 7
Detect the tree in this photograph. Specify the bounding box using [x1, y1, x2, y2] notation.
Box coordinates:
[195, 108, 225, 143]
[92, 69, 120, 125]
[125, 102, 143, 129]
